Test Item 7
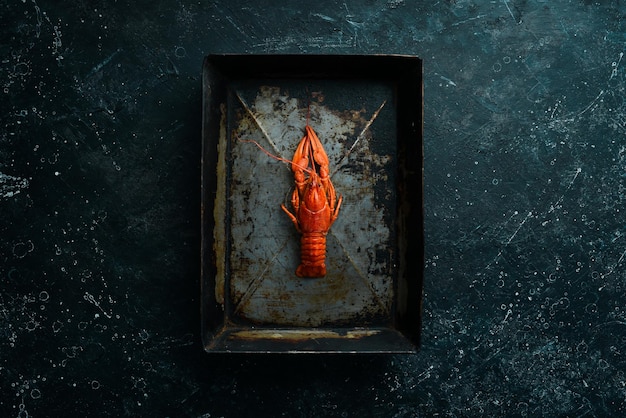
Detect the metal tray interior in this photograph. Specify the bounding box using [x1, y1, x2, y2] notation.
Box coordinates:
[201, 54, 423, 353]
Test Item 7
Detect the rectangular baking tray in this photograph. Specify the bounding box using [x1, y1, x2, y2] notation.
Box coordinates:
[201, 54, 423, 353]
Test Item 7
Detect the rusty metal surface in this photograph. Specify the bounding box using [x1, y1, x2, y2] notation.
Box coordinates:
[228, 83, 395, 327]
[201, 55, 423, 353]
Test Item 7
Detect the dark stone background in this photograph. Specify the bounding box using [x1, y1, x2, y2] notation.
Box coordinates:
[2, 0, 625, 416]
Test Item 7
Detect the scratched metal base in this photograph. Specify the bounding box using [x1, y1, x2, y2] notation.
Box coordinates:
[201, 55, 423, 353]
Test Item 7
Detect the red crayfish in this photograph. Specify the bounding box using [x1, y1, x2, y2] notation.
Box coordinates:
[281, 123, 342, 278]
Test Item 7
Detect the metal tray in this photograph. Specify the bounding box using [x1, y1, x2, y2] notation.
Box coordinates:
[201, 54, 423, 353]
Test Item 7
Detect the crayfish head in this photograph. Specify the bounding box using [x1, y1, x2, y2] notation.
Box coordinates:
[303, 175, 327, 212]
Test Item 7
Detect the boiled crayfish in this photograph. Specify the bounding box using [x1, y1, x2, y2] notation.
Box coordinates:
[281, 124, 342, 278]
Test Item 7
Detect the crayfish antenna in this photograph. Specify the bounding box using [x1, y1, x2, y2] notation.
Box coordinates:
[306, 96, 311, 127]
[237, 136, 315, 176]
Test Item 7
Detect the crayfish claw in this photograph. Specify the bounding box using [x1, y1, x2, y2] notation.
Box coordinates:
[304, 125, 330, 176]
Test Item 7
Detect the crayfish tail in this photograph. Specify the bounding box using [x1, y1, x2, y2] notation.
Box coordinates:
[296, 232, 327, 278]
[296, 264, 326, 278]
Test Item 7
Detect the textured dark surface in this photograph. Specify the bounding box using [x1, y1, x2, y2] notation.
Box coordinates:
[2, 0, 625, 416]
